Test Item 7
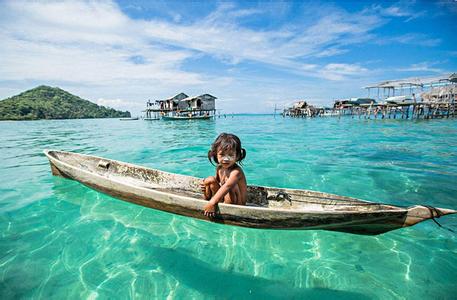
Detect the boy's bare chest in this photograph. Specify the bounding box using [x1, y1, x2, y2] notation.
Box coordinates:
[217, 169, 231, 184]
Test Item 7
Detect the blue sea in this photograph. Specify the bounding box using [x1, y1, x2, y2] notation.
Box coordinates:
[1, 115, 456, 299]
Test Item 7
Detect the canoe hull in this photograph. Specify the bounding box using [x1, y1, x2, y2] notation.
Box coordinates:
[44, 150, 456, 235]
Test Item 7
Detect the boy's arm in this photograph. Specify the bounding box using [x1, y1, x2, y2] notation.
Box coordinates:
[203, 170, 241, 216]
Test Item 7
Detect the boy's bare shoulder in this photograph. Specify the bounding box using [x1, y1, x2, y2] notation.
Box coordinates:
[235, 164, 245, 172]
[231, 165, 245, 176]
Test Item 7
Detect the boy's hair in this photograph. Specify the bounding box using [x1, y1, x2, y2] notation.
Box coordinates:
[208, 133, 246, 165]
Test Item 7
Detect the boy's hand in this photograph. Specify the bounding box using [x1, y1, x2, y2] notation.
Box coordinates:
[204, 201, 216, 218]
[200, 180, 206, 194]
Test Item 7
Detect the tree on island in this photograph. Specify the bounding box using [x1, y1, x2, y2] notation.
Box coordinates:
[0, 85, 131, 120]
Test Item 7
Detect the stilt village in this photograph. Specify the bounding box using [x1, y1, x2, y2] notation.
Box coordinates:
[283, 73, 457, 120]
[143, 73, 456, 120]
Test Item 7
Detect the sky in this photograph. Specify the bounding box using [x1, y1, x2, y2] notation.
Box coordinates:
[0, 0, 456, 114]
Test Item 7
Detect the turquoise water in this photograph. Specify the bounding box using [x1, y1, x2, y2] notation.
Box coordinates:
[1, 115, 456, 299]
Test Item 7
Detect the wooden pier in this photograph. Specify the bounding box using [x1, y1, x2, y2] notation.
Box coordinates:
[283, 101, 456, 120]
[338, 101, 456, 120]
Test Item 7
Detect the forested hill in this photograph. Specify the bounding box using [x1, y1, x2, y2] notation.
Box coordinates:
[0, 85, 131, 120]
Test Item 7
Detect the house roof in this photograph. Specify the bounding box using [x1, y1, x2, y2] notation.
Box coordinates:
[156, 93, 216, 103]
[292, 101, 307, 108]
[450, 73, 457, 83]
[200, 93, 217, 99]
[180, 96, 198, 102]
[421, 85, 457, 97]
[364, 73, 455, 89]
[163, 92, 188, 101]
[180, 94, 217, 102]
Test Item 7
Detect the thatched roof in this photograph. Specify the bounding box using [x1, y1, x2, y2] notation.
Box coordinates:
[450, 73, 457, 83]
[421, 85, 457, 99]
[180, 94, 217, 102]
[163, 93, 188, 101]
[364, 73, 456, 89]
[292, 101, 307, 108]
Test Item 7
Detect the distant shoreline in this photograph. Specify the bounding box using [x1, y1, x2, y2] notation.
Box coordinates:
[1, 114, 276, 121]
[0, 117, 130, 122]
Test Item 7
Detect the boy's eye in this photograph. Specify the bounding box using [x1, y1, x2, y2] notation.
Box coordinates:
[219, 151, 234, 155]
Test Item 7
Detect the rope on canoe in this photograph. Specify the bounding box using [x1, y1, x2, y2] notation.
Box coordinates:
[424, 205, 456, 233]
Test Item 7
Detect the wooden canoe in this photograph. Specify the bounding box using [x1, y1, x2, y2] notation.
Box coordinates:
[44, 150, 456, 235]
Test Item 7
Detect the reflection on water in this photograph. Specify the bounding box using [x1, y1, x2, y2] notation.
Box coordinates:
[0, 116, 456, 299]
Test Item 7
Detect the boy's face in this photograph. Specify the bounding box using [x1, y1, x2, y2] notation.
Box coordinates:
[217, 149, 237, 169]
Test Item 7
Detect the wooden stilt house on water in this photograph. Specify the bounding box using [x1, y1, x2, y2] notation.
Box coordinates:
[284, 100, 337, 117]
[144, 93, 217, 120]
[333, 98, 376, 116]
[283, 101, 321, 117]
[360, 73, 457, 119]
[281, 73, 456, 120]
[326, 73, 456, 120]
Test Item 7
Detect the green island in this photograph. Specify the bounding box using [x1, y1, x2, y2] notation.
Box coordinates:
[0, 85, 130, 120]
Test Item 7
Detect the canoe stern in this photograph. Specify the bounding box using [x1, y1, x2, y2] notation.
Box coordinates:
[404, 205, 457, 227]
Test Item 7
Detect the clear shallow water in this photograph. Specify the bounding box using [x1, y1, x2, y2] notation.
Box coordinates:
[1, 115, 456, 299]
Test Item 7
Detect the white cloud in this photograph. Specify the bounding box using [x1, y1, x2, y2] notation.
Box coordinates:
[96, 98, 142, 110]
[319, 64, 368, 81]
[376, 33, 441, 47]
[140, 4, 382, 69]
[0, 1, 211, 87]
[373, 2, 426, 21]
[0, 0, 447, 113]
[397, 61, 445, 73]
[436, 1, 457, 15]
[0, 0, 381, 91]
